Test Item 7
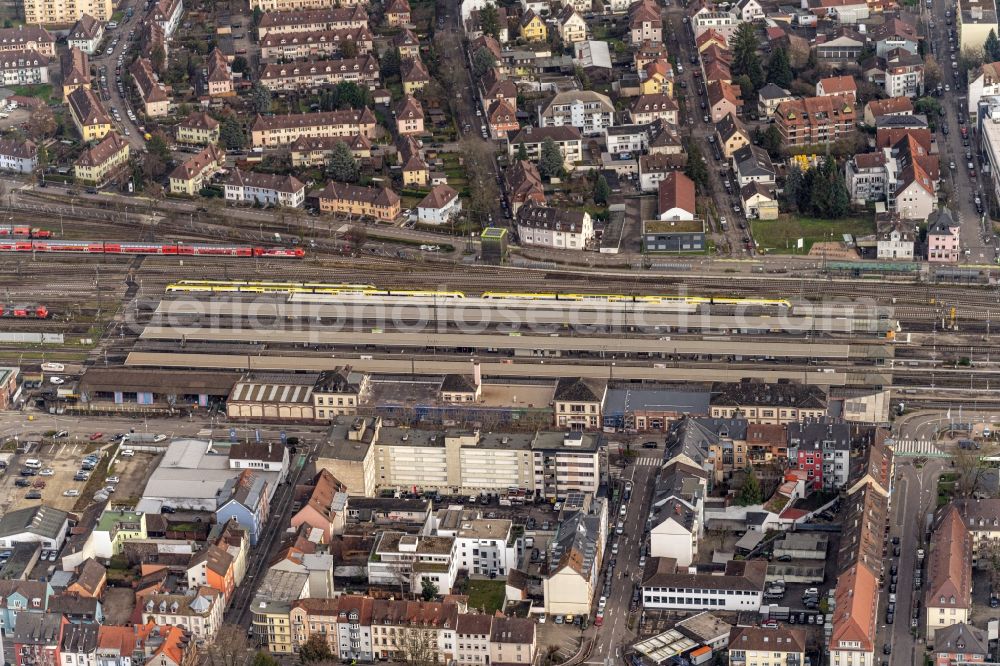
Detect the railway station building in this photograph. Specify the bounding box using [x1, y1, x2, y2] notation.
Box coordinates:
[77, 368, 238, 412]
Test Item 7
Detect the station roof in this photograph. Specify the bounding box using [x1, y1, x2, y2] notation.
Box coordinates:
[79, 368, 239, 396]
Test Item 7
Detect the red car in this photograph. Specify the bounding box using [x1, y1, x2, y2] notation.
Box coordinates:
[33, 480, 46, 488]
[89, 432, 103, 441]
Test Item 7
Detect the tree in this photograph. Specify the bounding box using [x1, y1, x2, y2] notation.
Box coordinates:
[142, 152, 167, 181]
[734, 74, 755, 102]
[538, 137, 564, 179]
[204, 625, 252, 666]
[147, 133, 172, 165]
[595, 174, 610, 205]
[150, 44, 166, 75]
[737, 466, 763, 506]
[421, 578, 439, 601]
[731, 23, 764, 91]
[915, 96, 942, 119]
[782, 164, 805, 213]
[345, 225, 368, 247]
[220, 117, 247, 150]
[953, 444, 996, 498]
[231, 55, 249, 74]
[472, 46, 497, 78]
[758, 124, 783, 157]
[924, 56, 943, 93]
[480, 3, 501, 40]
[341, 40, 358, 58]
[249, 82, 272, 114]
[299, 634, 333, 664]
[327, 141, 359, 182]
[252, 653, 280, 666]
[25, 106, 56, 140]
[575, 64, 592, 90]
[460, 137, 501, 224]
[766, 48, 793, 89]
[683, 138, 708, 193]
[987, 29, 1000, 62]
[381, 48, 401, 78]
[517, 143, 528, 161]
[400, 629, 440, 666]
[252, 6, 263, 25]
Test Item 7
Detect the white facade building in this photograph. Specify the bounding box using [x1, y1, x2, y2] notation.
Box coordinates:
[539, 90, 615, 137]
[641, 560, 767, 612]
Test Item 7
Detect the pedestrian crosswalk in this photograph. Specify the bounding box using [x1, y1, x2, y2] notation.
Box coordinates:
[635, 456, 663, 466]
[888, 439, 949, 457]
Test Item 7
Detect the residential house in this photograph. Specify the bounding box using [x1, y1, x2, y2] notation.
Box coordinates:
[368, 531, 459, 594]
[932, 623, 989, 666]
[74, 132, 129, 185]
[553, 377, 606, 429]
[953, 498, 1000, 566]
[0, 580, 53, 635]
[11, 613, 64, 666]
[256, 7, 369, 39]
[729, 627, 807, 666]
[401, 57, 430, 94]
[648, 459, 709, 564]
[0, 49, 49, 87]
[384, 0, 411, 26]
[774, 94, 857, 147]
[872, 16, 920, 57]
[66, 559, 107, 599]
[367, 598, 460, 662]
[455, 614, 492, 666]
[204, 48, 234, 97]
[846, 152, 889, 204]
[0, 26, 56, 58]
[250, 108, 378, 147]
[630, 93, 678, 125]
[556, 6, 587, 43]
[431, 510, 517, 576]
[395, 95, 424, 136]
[925, 506, 972, 641]
[261, 26, 375, 60]
[140, 588, 222, 645]
[732, 144, 775, 187]
[153, 0, 183, 37]
[816, 74, 858, 101]
[59, 622, 98, 666]
[259, 55, 380, 91]
[516, 203, 593, 250]
[691, 6, 740, 41]
[394, 28, 421, 59]
[756, 83, 793, 118]
[486, 98, 519, 138]
[168, 144, 223, 195]
[130, 58, 170, 117]
[60, 47, 90, 98]
[315, 182, 401, 221]
[186, 544, 236, 604]
[0, 138, 37, 174]
[629, 0, 662, 43]
[787, 420, 852, 490]
[639, 153, 685, 192]
[707, 80, 742, 123]
[642, 559, 767, 611]
[290, 134, 370, 167]
[417, 184, 462, 225]
[642, 219, 706, 251]
[657, 171, 696, 221]
[539, 90, 615, 137]
[709, 379, 827, 424]
[504, 159, 545, 214]
[290, 469, 347, 542]
[640, 59, 673, 95]
[176, 112, 220, 145]
[828, 563, 878, 666]
[863, 96, 914, 125]
[215, 470, 270, 545]
[606, 124, 648, 155]
[741, 182, 778, 220]
[876, 214, 915, 260]
[489, 618, 536, 665]
[894, 160, 937, 222]
[479, 67, 517, 111]
[222, 169, 306, 208]
[732, 0, 765, 21]
[543, 502, 607, 614]
[716, 113, 750, 158]
[968, 61, 1000, 121]
[507, 126, 584, 170]
[884, 49, 924, 98]
[397, 136, 429, 187]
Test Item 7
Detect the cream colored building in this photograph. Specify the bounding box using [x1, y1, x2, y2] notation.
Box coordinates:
[176, 112, 220, 145]
[251, 0, 338, 12]
[316, 418, 603, 499]
[251, 108, 377, 147]
[23, 0, 112, 25]
[74, 132, 129, 185]
[168, 144, 223, 195]
[729, 627, 807, 666]
[958, 0, 999, 54]
[925, 506, 972, 642]
[542, 499, 607, 615]
[67, 86, 111, 141]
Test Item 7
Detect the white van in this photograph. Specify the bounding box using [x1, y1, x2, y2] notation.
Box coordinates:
[24, 459, 42, 469]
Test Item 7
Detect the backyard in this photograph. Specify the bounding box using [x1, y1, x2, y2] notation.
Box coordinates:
[463, 578, 506, 614]
[751, 215, 874, 254]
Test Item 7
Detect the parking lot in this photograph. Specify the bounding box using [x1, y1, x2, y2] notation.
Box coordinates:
[0, 436, 157, 514]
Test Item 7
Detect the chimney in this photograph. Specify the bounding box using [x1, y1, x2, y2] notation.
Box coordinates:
[473, 361, 482, 387]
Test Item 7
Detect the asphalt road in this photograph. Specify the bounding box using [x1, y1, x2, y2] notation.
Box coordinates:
[585, 447, 662, 665]
[928, 0, 998, 264]
[92, 4, 147, 152]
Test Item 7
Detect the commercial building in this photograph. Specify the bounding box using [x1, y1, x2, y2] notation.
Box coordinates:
[250, 108, 377, 147]
[642, 220, 706, 253]
[641, 559, 767, 611]
[74, 132, 129, 186]
[0, 506, 70, 549]
[709, 379, 828, 424]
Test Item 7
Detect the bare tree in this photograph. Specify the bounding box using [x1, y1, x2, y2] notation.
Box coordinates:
[400, 627, 441, 666]
[953, 444, 997, 498]
[205, 625, 253, 666]
[459, 138, 499, 227]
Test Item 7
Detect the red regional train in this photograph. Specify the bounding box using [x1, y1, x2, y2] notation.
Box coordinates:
[0, 240, 305, 257]
[1, 304, 49, 318]
[0, 225, 53, 238]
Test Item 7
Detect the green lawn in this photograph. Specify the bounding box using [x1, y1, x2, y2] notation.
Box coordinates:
[751, 215, 874, 254]
[465, 579, 506, 614]
[11, 84, 53, 103]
